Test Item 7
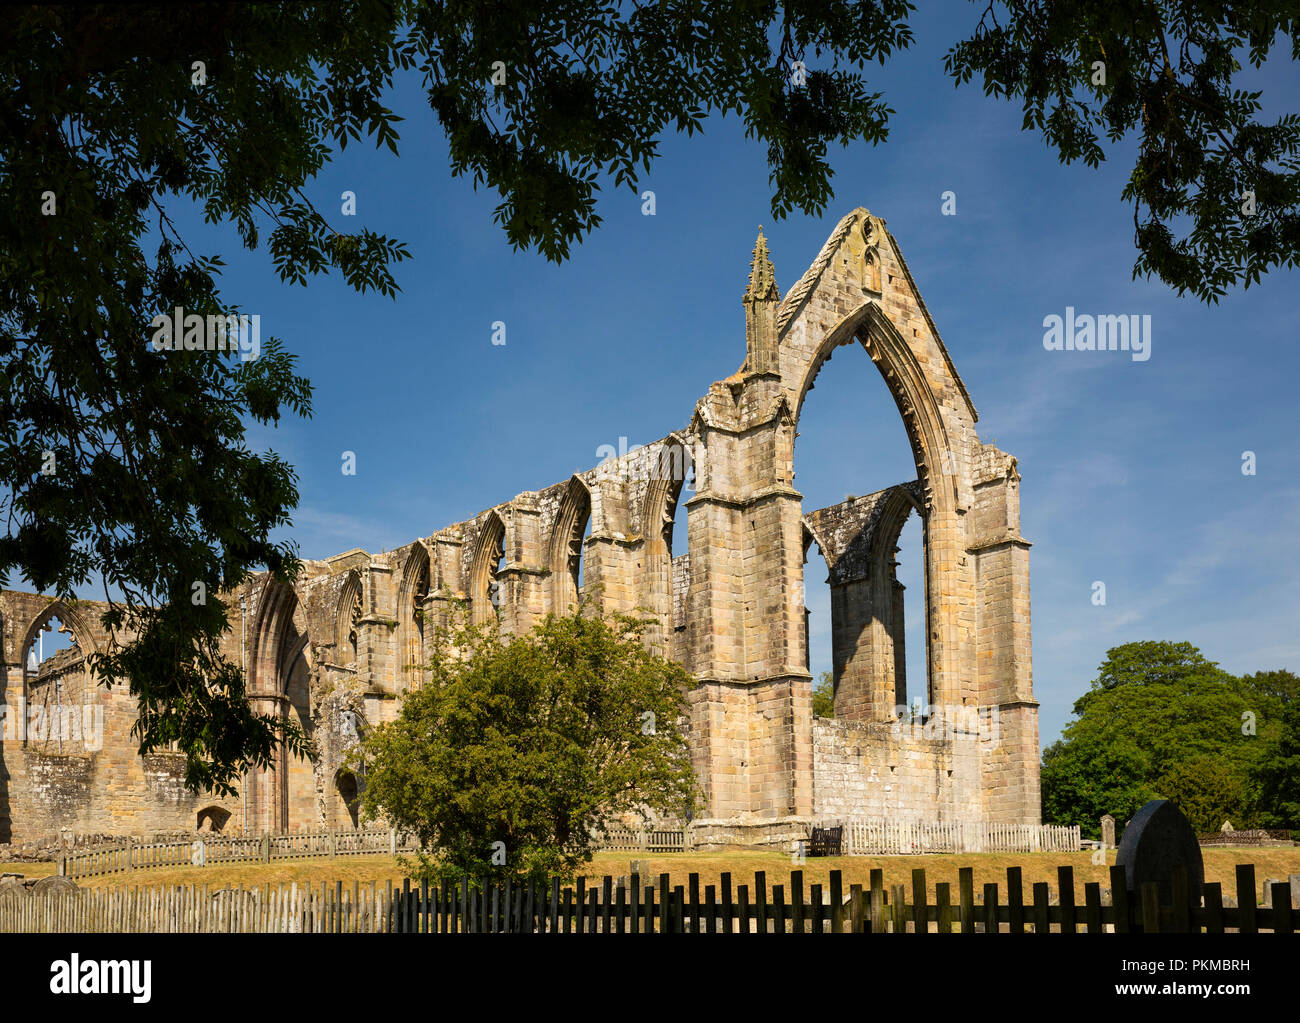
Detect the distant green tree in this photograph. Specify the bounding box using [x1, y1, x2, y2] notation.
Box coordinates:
[1041, 732, 1156, 839]
[813, 670, 836, 718]
[357, 606, 698, 885]
[1041, 641, 1258, 836]
[1254, 689, 1300, 829]
[1158, 755, 1251, 833]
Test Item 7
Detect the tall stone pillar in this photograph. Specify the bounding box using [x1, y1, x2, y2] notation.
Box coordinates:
[686, 231, 814, 821]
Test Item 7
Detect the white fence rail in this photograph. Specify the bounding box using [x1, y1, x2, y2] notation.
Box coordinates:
[839, 820, 1080, 855]
[59, 828, 418, 880]
[592, 820, 1079, 856]
[55, 820, 1076, 877]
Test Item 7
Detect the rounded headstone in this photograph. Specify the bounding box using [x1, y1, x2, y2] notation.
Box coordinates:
[32, 875, 79, 896]
[1115, 799, 1204, 903]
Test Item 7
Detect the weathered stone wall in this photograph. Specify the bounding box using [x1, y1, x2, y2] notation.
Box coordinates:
[812, 716, 983, 822]
[0, 206, 1039, 843]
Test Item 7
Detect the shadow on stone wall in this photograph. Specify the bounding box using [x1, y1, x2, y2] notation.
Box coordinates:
[0, 746, 12, 844]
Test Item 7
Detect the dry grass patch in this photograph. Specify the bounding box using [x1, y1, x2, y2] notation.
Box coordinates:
[1, 846, 1293, 899]
[581, 847, 1300, 900]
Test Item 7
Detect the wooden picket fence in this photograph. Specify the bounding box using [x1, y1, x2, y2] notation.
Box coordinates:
[59, 828, 418, 881]
[592, 821, 1079, 855]
[52, 820, 1078, 880]
[841, 820, 1079, 855]
[593, 826, 688, 852]
[3, 863, 1294, 933]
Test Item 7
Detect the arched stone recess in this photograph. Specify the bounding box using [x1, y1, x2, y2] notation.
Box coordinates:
[333, 767, 361, 828]
[397, 542, 431, 690]
[640, 434, 693, 662]
[14, 600, 100, 748]
[469, 511, 506, 627]
[247, 579, 315, 834]
[335, 570, 363, 668]
[196, 805, 232, 833]
[548, 477, 592, 614]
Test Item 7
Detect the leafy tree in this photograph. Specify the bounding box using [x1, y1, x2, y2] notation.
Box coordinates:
[0, 4, 413, 790]
[813, 670, 836, 718]
[1158, 755, 1251, 833]
[1042, 641, 1258, 835]
[357, 606, 698, 884]
[6, 3, 1297, 789]
[946, 2, 1300, 301]
[1254, 695, 1300, 828]
[1041, 732, 1155, 838]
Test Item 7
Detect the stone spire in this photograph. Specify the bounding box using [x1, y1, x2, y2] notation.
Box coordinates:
[743, 227, 780, 374]
[744, 227, 779, 303]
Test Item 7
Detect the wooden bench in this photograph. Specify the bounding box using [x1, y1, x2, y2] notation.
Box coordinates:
[804, 825, 843, 857]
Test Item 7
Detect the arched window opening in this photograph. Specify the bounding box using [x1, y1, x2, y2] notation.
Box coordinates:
[197, 806, 231, 833]
[399, 547, 431, 689]
[336, 573, 363, 667]
[335, 770, 361, 829]
[641, 444, 691, 664]
[20, 611, 90, 753]
[249, 583, 316, 833]
[793, 332, 932, 724]
[552, 480, 592, 613]
[473, 514, 507, 625]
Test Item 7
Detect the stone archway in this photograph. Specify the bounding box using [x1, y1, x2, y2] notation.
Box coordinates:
[469, 511, 506, 625]
[247, 580, 316, 834]
[682, 209, 1034, 824]
[15, 600, 99, 751]
[397, 544, 431, 690]
[549, 477, 592, 614]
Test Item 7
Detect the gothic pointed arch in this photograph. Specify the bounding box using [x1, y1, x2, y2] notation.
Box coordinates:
[470, 511, 506, 625]
[250, 579, 306, 697]
[246, 577, 316, 833]
[335, 570, 363, 666]
[397, 543, 431, 688]
[639, 435, 693, 658]
[16, 599, 98, 748]
[549, 477, 592, 613]
[790, 304, 955, 516]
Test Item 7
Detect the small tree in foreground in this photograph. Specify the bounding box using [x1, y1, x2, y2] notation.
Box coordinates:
[357, 605, 698, 885]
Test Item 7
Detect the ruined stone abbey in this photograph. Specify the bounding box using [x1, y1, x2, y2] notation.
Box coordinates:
[0, 208, 1039, 846]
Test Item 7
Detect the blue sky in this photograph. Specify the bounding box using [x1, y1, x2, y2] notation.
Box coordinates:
[142, 5, 1299, 749]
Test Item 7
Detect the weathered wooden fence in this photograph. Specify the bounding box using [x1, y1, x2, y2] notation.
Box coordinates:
[841, 820, 1080, 855]
[593, 821, 1079, 855]
[52, 820, 1079, 879]
[593, 826, 688, 852]
[4, 863, 1293, 933]
[59, 828, 418, 881]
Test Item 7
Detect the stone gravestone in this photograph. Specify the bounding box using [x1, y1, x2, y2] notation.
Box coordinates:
[1115, 799, 1204, 909]
[1100, 815, 1115, 849]
[1290, 875, 1300, 911]
[630, 859, 649, 883]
